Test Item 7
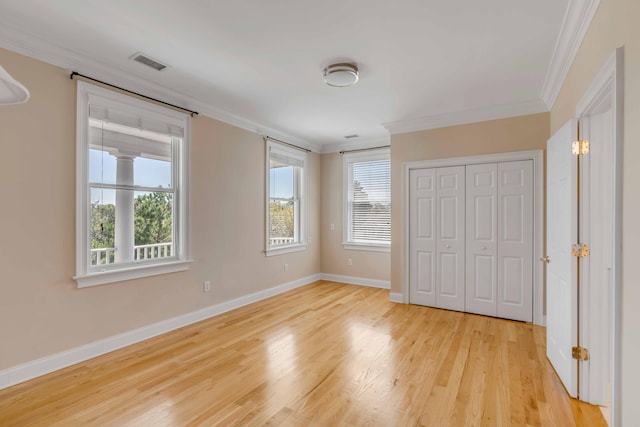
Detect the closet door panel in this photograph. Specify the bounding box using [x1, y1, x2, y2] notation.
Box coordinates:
[497, 160, 533, 322]
[465, 163, 498, 317]
[409, 169, 437, 306]
[436, 166, 465, 311]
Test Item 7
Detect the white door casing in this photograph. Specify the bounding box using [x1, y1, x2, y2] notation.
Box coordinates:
[436, 166, 466, 311]
[574, 48, 623, 411]
[465, 163, 498, 317]
[409, 168, 437, 306]
[546, 119, 578, 398]
[497, 160, 534, 322]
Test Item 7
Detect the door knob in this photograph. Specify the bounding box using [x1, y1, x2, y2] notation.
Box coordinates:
[540, 256, 550, 264]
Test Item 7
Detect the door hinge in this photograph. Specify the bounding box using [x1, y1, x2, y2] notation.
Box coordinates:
[571, 243, 589, 257]
[572, 140, 590, 155]
[572, 346, 589, 361]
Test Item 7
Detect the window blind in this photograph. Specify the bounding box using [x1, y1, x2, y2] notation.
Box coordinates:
[348, 158, 391, 244]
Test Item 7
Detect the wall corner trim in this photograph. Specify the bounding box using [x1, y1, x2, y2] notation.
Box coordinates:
[0, 273, 322, 391]
[540, 0, 601, 108]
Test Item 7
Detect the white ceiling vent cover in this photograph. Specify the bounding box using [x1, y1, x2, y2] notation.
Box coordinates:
[130, 53, 168, 71]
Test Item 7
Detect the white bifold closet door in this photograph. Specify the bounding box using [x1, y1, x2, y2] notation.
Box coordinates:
[409, 166, 465, 311]
[496, 161, 533, 322]
[409, 168, 437, 306]
[465, 161, 533, 322]
[435, 166, 466, 311]
[411, 160, 533, 322]
[465, 163, 498, 316]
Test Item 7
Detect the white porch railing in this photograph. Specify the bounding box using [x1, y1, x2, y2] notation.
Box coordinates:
[91, 247, 115, 266]
[269, 237, 295, 245]
[91, 242, 173, 266]
[135, 242, 173, 261]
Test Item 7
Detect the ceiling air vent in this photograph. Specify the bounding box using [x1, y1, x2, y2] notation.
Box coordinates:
[130, 53, 168, 71]
[344, 134, 359, 139]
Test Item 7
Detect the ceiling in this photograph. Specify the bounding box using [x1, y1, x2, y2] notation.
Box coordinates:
[0, 0, 571, 151]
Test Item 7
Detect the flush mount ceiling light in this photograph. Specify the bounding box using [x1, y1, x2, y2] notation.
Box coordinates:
[323, 63, 359, 87]
[0, 65, 30, 104]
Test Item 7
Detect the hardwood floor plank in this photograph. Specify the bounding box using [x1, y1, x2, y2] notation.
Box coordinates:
[0, 281, 607, 426]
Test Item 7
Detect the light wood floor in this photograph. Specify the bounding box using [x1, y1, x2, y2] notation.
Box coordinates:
[0, 281, 606, 426]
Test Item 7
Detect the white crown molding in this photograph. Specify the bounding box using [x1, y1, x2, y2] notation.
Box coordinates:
[0, 273, 322, 390]
[319, 135, 390, 154]
[382, 99, 549, 135]
[539, 0, 601, 108]
[0, 23, 322, 153]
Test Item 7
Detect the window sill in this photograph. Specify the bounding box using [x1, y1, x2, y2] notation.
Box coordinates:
[342, 243, 391, 253]
[265, 244, 307, 257]
[75, 260, 193, 288]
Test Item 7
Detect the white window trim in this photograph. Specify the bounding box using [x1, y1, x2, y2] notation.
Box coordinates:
[343, 148, 391, 251]
[265, 139, 307, 256]
[74, 81, 191, 287]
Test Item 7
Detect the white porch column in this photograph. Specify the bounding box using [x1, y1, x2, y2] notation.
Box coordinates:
[115, 154, 135, 263]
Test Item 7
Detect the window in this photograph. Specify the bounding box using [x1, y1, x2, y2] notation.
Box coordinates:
[75, 81, 191, 287]
[343, 149, 391, 251]
[265, 139, 306, 256]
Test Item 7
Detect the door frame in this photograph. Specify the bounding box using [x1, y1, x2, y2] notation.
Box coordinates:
[574, 47, 623, 423]
[402, 149, 545, 325]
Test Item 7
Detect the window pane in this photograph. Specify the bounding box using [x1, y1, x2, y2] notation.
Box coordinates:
[134, 191, 174, 260]
[269, 199, 295, 245]
[90, 188, 116, 266]
[134, 156, 172, 189]
[269, 164, 294, 199]
[89, 147, 117, 185]
[89, 188, 174, 266]
[88, 119, 173, 188]
[269, 163, 298, 246]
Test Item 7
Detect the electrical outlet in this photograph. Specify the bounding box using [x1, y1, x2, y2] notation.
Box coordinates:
[203, 281, 211, 292]
[330, 223, 335, 231]
[284, 263, 289, 272]
[347, 258, 353, 266]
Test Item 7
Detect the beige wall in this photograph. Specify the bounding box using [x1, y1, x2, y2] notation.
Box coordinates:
[0, 48, 320, 370]
[320, 153, 390, 280]
[390, 113, 550, 294]
[549, 0, 639, 422]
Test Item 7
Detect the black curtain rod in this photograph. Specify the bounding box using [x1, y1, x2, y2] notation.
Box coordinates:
[265, 136, 312, 153]
[70, 71, 199, 117]
[340, 145, 390, 154]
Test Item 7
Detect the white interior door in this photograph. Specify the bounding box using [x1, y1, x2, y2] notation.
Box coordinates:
[497, 160, 533, 322]
[436, 166, 465, 311]
[465, 163, 498, 317]
[546, 119, 578, 397]
[409, 168, 437, 306]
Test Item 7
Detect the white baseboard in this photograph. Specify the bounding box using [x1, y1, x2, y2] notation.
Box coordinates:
[319, 273, 390, 289]
[0, 273, 321, 391]
[389, 292, 403, 303]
